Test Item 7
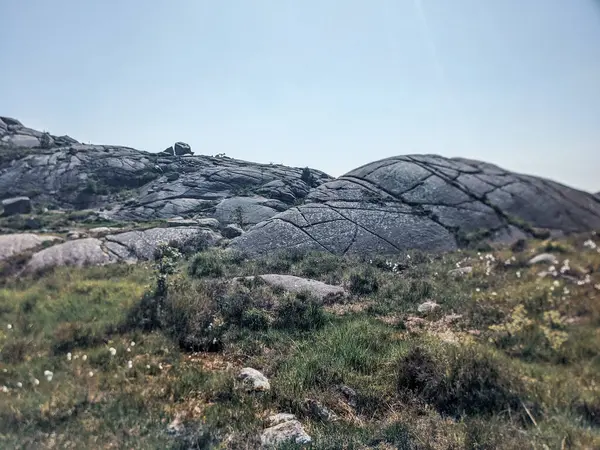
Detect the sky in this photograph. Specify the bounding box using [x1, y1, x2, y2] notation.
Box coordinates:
[1, 0, 599, 192]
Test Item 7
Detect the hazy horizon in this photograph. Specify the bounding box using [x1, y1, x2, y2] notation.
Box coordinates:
[1, 0, 599, 192]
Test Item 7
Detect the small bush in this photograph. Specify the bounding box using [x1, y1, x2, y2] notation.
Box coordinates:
[397, 346, 528, 419]
[189, 250, 225, 278]
[160, 278, 222, 351]
[240, 308, 271, 331]
[348, 268, 379, 296]
[574, 398, 600, 427]
[301, 167, 314, 185]
[0, 337, 31, 364]
[52, 322, 105, 354]
[275, 293, 327, 331]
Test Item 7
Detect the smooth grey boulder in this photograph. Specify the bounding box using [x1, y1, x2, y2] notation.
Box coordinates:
[0, 233, 61, 261]
[25, 238, 116, 273]
[232, 155, 600, 256]
[260, 419, 311, 448]
[18, 226, 222, 272]
[103, 226, 222, 261]
[238, 367, 270, 392]
[236, 274, 346, 302]
[1, 196, 32, 216]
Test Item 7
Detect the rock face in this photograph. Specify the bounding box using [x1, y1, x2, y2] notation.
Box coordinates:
[0, 118, 331, 221]
[232, 155, 600, 255]
[1, 196, 32, 216]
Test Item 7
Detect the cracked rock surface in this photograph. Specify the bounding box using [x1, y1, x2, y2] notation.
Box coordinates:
[0, 118, 331, 223]
[232, 155, 600, 255]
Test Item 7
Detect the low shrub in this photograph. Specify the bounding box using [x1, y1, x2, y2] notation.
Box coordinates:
[397, 345, 529, 419]
[348, 267, 379, 296]
[274, 293, 327, 331]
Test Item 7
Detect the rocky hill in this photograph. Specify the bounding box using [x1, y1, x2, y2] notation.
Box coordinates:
[2, 115, 600, 270]
[0, 116, 331, 224]
[232, 155, 600, 255]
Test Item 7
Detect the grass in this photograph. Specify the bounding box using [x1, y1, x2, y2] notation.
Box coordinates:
[1, 230, 600, 448]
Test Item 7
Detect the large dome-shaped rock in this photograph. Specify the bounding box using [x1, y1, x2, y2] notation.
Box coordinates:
[232, 155, 600, 256]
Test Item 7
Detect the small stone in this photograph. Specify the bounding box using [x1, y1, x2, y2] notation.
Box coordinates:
[260, 420, 311, 448]
[166, 415, 185, 435]
[304, 399, 338, 422]
[417, 300, 440, 314]
[238, 367, 270, 392]
[448, 266, 473, 277]
[267, 413, 297, 427]
[527, 253, 558, 266]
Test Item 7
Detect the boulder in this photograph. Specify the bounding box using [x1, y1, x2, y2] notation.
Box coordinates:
[25, 238, 115, 273]
[260, 419, 311, 448]
[237, 274, 346, 302]
[232, 155, 600, 256]
[527, 253, 559, 265]
[418, 300, 440, 314]
[2, 134, 40, 148]
[1, 197, 32, 216]
[448, 266, 473, 277]
[0, 233, 61, 261]
[238, 367, 270, 392]
[161, 142, 193, 156]
[103, 226, 222, 261]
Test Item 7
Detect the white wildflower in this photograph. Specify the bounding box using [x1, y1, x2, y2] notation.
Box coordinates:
[44, 370, 53, 382]
[127, 347, 131, 352]
[130, 342, 135, 347]
[476, 288, 481, 292]
[1, 386, 8, 393]
[146, 365, 151, 369]
[158, 363, 163, 370]
[109, 347, 117, 356]
[7, 324, 12, 330]
[583, 239, 597, 250]
[16, 382, 22, 388]
[550, 286, 555, 292]
[491, 292, 498, 296]
[407, 254, 411, 259]
[73, 354, 79, 360]
[127, 360, 133, 369]
[516, 271, 521, 278]
[563, 287, 570, 295]
[67, 352, 72, 361]
[88, 371, 94, 377]
[82, 355, 87, 361]
[33, 378, 40, 386]
[553, 280, 560, 287]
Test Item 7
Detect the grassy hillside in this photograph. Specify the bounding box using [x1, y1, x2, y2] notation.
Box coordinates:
[1, 232, 599, 449]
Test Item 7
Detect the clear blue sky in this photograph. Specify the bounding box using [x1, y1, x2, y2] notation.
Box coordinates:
[1, 1, 599, 192]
